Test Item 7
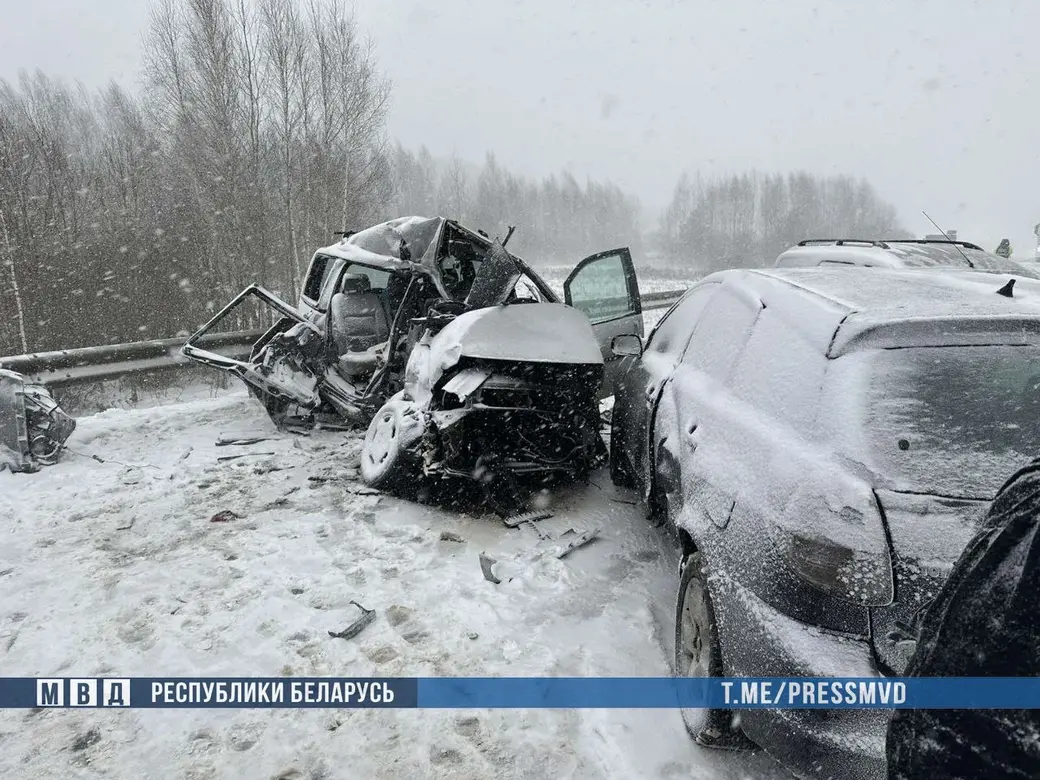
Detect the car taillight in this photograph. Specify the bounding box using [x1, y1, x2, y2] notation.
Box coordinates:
[780, 485, 894, 607]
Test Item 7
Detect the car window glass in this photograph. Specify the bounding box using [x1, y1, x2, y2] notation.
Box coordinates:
[567, 252, 634, 323]
[512, 275, 543, 302]
[302, 255, 333, 301]
[730, 309, 827, 429]
[681, 286, 761, 381]
[850, 346, 1040, 498]
[341, 263, 391, 291]
[645, 284, 718, 357]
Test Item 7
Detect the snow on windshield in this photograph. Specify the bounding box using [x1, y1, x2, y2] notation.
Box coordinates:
[843, 346, 1040, 498]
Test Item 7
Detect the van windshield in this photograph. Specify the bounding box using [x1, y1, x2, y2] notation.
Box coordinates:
[852, 346, 1040, 498]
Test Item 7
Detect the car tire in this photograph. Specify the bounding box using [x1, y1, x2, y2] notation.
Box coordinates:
[674, 552, 745, 749]
[360, 398, 423, 491]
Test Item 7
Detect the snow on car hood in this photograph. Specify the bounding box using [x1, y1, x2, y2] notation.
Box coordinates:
[433, 303, 604, 366]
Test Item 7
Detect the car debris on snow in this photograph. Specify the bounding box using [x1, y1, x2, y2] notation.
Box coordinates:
[210, 510, 241, 523]
[554, 528, 601, 558]
[216, 452, 277, 462]
[501, 509, 555, 529]
[327, 601, 376, 640]
[215, 436, 270, 447]
[0, 369, 76, 473]
[478, 552, 503, 584]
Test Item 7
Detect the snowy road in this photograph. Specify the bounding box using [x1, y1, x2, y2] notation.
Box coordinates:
[0, 390, 790, 779]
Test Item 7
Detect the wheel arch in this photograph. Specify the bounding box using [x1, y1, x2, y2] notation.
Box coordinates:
[677, 528, 698, 560]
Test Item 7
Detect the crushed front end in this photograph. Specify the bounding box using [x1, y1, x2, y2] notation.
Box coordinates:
[0, 370, 76, 473]
[423, 359, 607, 482]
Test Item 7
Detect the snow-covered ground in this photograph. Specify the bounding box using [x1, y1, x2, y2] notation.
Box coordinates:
[0, 390, 790, 779]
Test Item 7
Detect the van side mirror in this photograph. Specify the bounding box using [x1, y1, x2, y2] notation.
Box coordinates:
[611, 333, 643, 357]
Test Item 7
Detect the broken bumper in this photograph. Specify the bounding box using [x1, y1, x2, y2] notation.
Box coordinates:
[712, 576, 887, 780]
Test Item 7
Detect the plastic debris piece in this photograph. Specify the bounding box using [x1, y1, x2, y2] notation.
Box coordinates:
[556, 529, 600, 559]
[216, 437, 269, 447]
[479, 552, 502, 584]
[328, 601, 376, 640]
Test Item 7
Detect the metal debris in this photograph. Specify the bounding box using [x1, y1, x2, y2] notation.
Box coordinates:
[328, 601, 376, 640]
[502, 509, 554, 529]
[217, 452, 277, 462]
[216, 437, 270, 447]
[210, 510, 241, 523]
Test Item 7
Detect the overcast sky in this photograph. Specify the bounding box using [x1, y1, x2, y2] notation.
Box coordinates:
[2, 0, 1038, 253]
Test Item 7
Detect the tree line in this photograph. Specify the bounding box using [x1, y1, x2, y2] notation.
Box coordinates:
[0, 0, 908, 356]
[1, 0, 394, 356]
[390, 145, 642, 262]
[656, 171, 908, 273]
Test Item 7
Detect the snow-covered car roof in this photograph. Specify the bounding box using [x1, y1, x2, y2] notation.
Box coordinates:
[703, 266, 1040, 357]
[313, 216, 456, 274]
[774, 239, 1040, 279]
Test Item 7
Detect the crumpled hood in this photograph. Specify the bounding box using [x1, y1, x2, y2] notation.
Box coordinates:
[433, 304, 604, 366]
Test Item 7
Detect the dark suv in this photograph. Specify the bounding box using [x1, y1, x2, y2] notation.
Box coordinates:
[610, 266, 1040, 779]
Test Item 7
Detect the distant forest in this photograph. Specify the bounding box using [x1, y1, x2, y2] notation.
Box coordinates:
[0, 0, 904, 356]
[656, 171, 908, 273]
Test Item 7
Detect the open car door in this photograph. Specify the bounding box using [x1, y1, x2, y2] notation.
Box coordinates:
[563, 247, 642, 396]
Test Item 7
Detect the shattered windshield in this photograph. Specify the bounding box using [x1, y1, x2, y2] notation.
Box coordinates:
[850, 346, 1040, 498]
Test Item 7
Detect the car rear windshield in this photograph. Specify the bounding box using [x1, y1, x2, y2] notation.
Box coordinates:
[853, 345, 1040, 498]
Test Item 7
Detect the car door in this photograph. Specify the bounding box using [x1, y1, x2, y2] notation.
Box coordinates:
[661, 284, 763, 530]
[563, 247, 642, 396]
[616, 283, 720, 500]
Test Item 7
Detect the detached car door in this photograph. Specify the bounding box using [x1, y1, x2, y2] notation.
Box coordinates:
[563, 248, 642, 395]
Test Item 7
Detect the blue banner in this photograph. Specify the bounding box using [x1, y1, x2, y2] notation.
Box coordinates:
[4, 677, 1040, 709]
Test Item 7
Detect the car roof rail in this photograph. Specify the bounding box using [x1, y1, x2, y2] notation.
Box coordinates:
[796, 239, 891, 249]
[881, 238, 984, 251]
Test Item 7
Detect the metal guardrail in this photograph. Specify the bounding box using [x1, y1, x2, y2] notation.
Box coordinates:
[0, 289, 687, 387]
[0, 330, 264, 387]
